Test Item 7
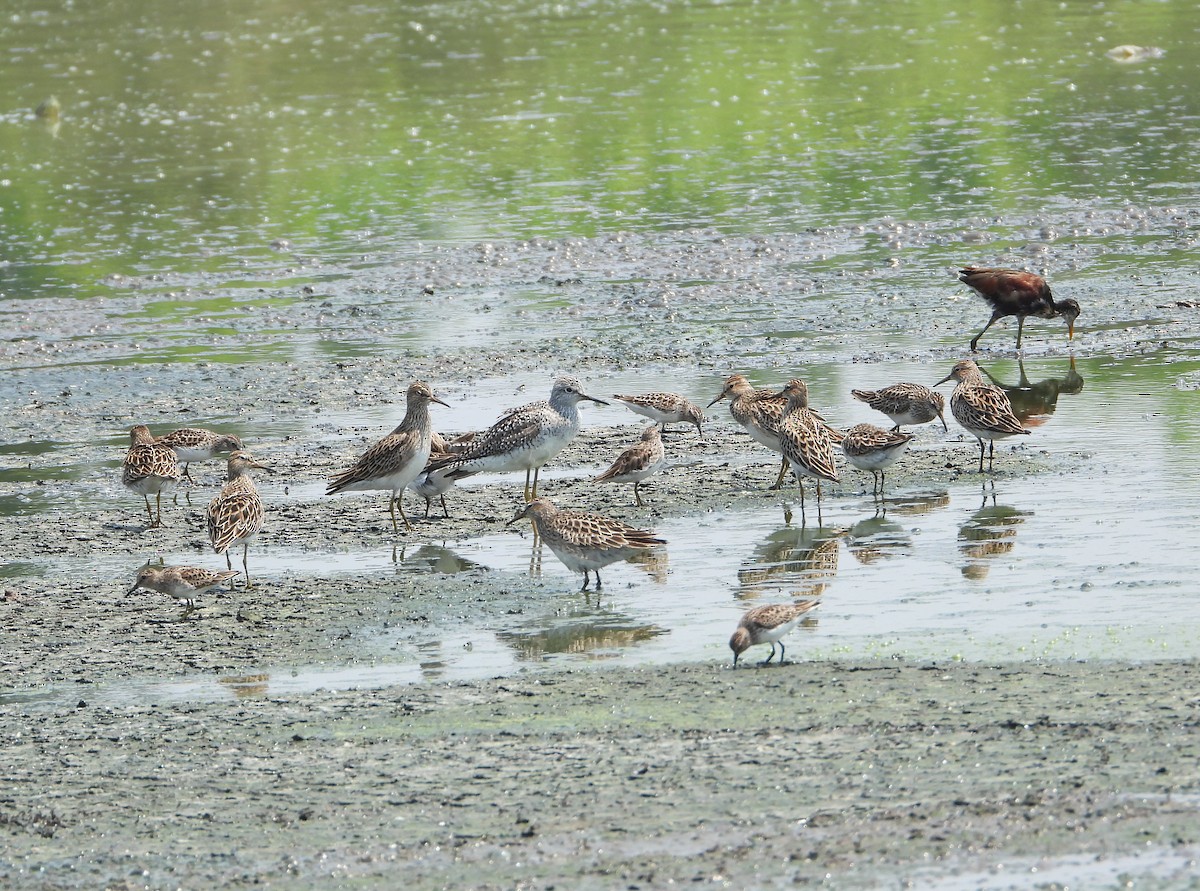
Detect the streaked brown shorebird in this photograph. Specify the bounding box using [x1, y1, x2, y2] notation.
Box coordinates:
[155, 427, 242, 481]
[777, 379, 839, 517]
[851, 383, 947, 432]
[507, 497, 665, 591]
[122, 425, 181, 528]
[612, 392, 704, 435]
[934, 359, 1029, 472]
[840, 423, 914, 496]
[594, 425, 666, 507]
[326, 381, 448, 532]
[729, 600, 820, 667]
[127, 563, 240, 618]
[208, 451, 270, 586]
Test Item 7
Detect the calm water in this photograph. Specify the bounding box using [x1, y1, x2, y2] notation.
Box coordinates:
[3, 0, 1200, 697]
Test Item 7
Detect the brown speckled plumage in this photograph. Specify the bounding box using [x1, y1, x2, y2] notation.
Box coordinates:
[851, 383, 947, 432]
[122, 425, 182, 528]
[613, 392, 704, 434]
[934, 359, 1029, 472]
[595, 425, 666, 507]
[508, 497, 665, 590]
[207, 451, 269, 585]
[729, 600, 820, 667]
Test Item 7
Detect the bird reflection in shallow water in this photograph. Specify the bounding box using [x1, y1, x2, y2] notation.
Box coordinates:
[959, 490, 1033, 581]
[737, 523, 843, 601]
[846, 513, 911, 566]
[886, 491, 951, 517]
[625, 547, 670, 584]
[392, 542, 482, 574]
[497, 615, 667, 661]
[219, 673, 270, 700]
[977, 356, 1084, 427]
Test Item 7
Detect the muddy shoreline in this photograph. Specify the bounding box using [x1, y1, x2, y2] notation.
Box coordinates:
[4, 659, 1199, 889]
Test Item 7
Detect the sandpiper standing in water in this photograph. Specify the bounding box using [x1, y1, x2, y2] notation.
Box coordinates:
[934, 359, 1029, 472]
[326, 381, 448, 533]
[777, 379, 839, 519]
[507, 497, 665, 591]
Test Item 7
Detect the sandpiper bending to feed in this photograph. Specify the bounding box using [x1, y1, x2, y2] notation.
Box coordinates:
[430, 376, 607, 503]
[326, 381, 447, 533]
[729, 600, 821, 667]
[155, 427, 242, 481]
[127, 564, 240, 618]
[840, 423, 914, 496]
[612, 392, 704, 435]
[851, 383, 947, 432]
[508, 497, 665, 591]
[935, 359, 1029, 472]
[958, 266, 1080, 351]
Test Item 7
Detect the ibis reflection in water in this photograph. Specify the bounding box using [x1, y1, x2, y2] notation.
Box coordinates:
[976, 357, 1084, 427]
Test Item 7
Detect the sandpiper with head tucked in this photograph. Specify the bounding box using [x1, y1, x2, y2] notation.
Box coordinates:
[840, 423, 914, 495]
[595, 425, 666, 507]
[127, 563, 240, 618]
[155, 427, 243, 481]
[507, 497, 665, 591]
[934, 359, 1029, 472]
[327, 381, 448, 533]
[729, 600, 820, 667]
[430, 376, 607, 503]
[851, 383, 947, 432]
[123, 425, 182, 528]
[208, 451, 270, 586]
[612, 392, 704, 435]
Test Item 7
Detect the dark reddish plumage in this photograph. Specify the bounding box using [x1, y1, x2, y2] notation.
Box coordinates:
[958, 266, 1080, 351]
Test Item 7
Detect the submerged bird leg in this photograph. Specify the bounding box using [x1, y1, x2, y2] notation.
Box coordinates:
[594, 569, 604, 589]
[580, 570, 591, 591]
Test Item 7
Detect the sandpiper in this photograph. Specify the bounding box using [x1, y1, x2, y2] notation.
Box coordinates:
[708, 374, 789, 487]
[729, 600, 820, 667]
[507, 497, 666, 591]
[958, 266, 1080, 351]
[840, 423, 914, 495]
[155, 427, 243, 481]
[777, 380, 839, 516]
[127, 564, 240, 618]
[430, 376, 607, 502]
[326, 381, 448, 533]
[612, 392, 704, 434]
[122, 425, 182, 528]
[208, 450, 270, 586]
[594, 425, 666, 507]
[851, 383, 947, 432]
[934, 359, 1029, 472]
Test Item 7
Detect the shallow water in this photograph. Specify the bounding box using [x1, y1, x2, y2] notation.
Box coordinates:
[4, 1, 1200, 701]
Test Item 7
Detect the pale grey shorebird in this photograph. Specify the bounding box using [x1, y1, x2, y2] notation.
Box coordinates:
[122, 424, 182, 528]
[729, 600, 821, 667]
[207, 451, 270, 586]
[851, 383, 947, 432]
[612, 392, 704, 435]
[934, 359, 1029, 472]
[326, 381, 448, 532]
[508, 497, 666, 591]
[127, 564, 240, 618]
[777, 379, 839, 517]
[429, 376, 607, 503]
[594, 424, 666, 507]
[155, 427, 242, 481]
[841, 423, 914, 496]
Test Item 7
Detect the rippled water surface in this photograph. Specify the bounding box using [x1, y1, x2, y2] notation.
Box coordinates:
[3, 0, 1200, 696]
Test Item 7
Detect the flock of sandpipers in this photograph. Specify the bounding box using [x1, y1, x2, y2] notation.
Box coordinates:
[122, 267, 1081, 666]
